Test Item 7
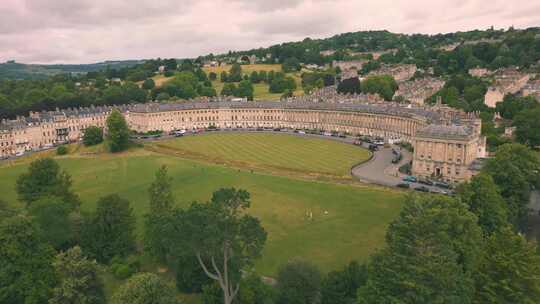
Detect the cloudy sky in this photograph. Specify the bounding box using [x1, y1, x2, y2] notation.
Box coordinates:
[1, 0, 539, 64]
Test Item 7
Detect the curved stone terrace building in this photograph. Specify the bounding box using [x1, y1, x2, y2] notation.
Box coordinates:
[0, 100, 486, 183]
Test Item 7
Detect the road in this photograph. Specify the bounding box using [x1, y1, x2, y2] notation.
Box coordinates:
[351, 146, 450, 193]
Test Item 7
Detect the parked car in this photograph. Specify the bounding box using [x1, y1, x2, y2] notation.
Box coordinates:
[298, 131, 306, 135]
[403, 175, 417, 183]
[396, 183, 410, 189]
[173, 130, 185, 137]
[418, 179, 434, 186]
[435, 181, 451, 189]
[414, 186, 430, 192]
[369, 144, 379, 151]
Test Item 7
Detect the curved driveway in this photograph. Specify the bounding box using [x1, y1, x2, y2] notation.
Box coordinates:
[352, 146, 410, 187]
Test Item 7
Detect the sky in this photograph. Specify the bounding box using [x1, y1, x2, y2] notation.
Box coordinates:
[1, 0, 539, 64]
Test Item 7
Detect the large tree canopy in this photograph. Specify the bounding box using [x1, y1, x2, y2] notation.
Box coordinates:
[0, 215, 57, 304]
[49, 246, 105, 304]
[16, 157, 79, 207]
[456, 173, 508, 236]
[358, 195, 482, 304]
[177, 188, 267, 304]
[483, 144, 540, 231]
[513, 105, 540, 148]
[112, 273, 178, 304]
[474, 228, 540, 304]
[144, 166, 176, 263]
[81, 194, 136, 263]
[106, 109, 130, 153]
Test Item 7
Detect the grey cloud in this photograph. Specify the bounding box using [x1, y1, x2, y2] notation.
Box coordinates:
[0, 0, 538, 64]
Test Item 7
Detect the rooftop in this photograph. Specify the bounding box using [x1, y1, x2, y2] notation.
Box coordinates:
[415, 124, 473, 140]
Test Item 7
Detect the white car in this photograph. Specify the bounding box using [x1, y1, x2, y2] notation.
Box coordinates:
[298, 131, 306, 135]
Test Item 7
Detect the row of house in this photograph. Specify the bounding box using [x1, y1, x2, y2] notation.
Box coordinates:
[484, 67, 531, 107]
[394, 77, 446, 105]
[368, 64, 417, 82]
[0, 98, 486, 183]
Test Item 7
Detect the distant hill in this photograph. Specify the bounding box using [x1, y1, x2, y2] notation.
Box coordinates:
[0, 60, 145, 80]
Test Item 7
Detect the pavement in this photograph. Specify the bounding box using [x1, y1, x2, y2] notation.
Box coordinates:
[351, 145, 450, 193]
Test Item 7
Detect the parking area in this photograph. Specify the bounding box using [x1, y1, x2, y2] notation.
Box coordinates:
[351, 145, 453, 194]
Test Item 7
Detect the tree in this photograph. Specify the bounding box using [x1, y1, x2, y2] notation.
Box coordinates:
[277, 260, 322, 304]
[29, 195, 75, 250]
[474, 228, 540, 303]
[209, 72, 217, 81]
[49, 246, 105, 304]
[221, 83, 237, 96]
[176, 255, 213, 293]
[513, 106, 540, 148]
[112, 273, 178, 304]
[83, 126, 104, 146]
[81, 194, 136, 263]
[236, 80, 254, 100]
[144, 166, 175, 263]
[178, 188, 267, 304]
[337, 77, 361, 94]
[106, 109, 130, 153]
[156, 92, 170, 101]
[202, 274, 275, 304]
[495, 95, 537, 120]
[483, 144, 540, 231]
[220, 71, 228, 83]
[321, 261, 367, 304]
[360, 75, 398, 101]
[0, 215, 56, 304]
[142, 78, 156, 90]
[269, 74, 297, 93]
[283, 57, 301, 72]
[16, 158, 79, 207]
[358, 195, 483, 304]
[249, 71, 260, 83]
[456, 174, 508, 235]
[228, 64, 243, 82]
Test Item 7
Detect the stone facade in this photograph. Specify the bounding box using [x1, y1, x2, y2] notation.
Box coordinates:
[368, 64, 417, 82]
[412, 119, 486, 183]
[333, 60, 367, 72]
[522, 79, 540, 101]
[0, 100, 485, 182]
[468, 68, 491, 78]
[394, 77, 445, 105]
[484, 67, 530, 108]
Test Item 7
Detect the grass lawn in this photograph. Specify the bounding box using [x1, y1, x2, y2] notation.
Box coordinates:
[136, 74, 175, 88]
[150, 132, 371, 179]
[0, 133, 403, 301]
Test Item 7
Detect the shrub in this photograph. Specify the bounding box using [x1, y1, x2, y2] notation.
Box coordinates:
[83, 126, 104, 146]
[56, 145, 68, 155]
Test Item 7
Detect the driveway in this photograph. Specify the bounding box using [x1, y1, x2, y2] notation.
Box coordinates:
[352, 146, 446, 193]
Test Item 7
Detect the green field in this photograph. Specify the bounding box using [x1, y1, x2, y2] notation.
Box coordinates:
[203, 64, 305, 100]
[150, 133, 371, 179]
[0, 133, 402, 277]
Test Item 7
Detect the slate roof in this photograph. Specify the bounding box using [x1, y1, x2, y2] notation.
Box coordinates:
[415, 124, 473, 140]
